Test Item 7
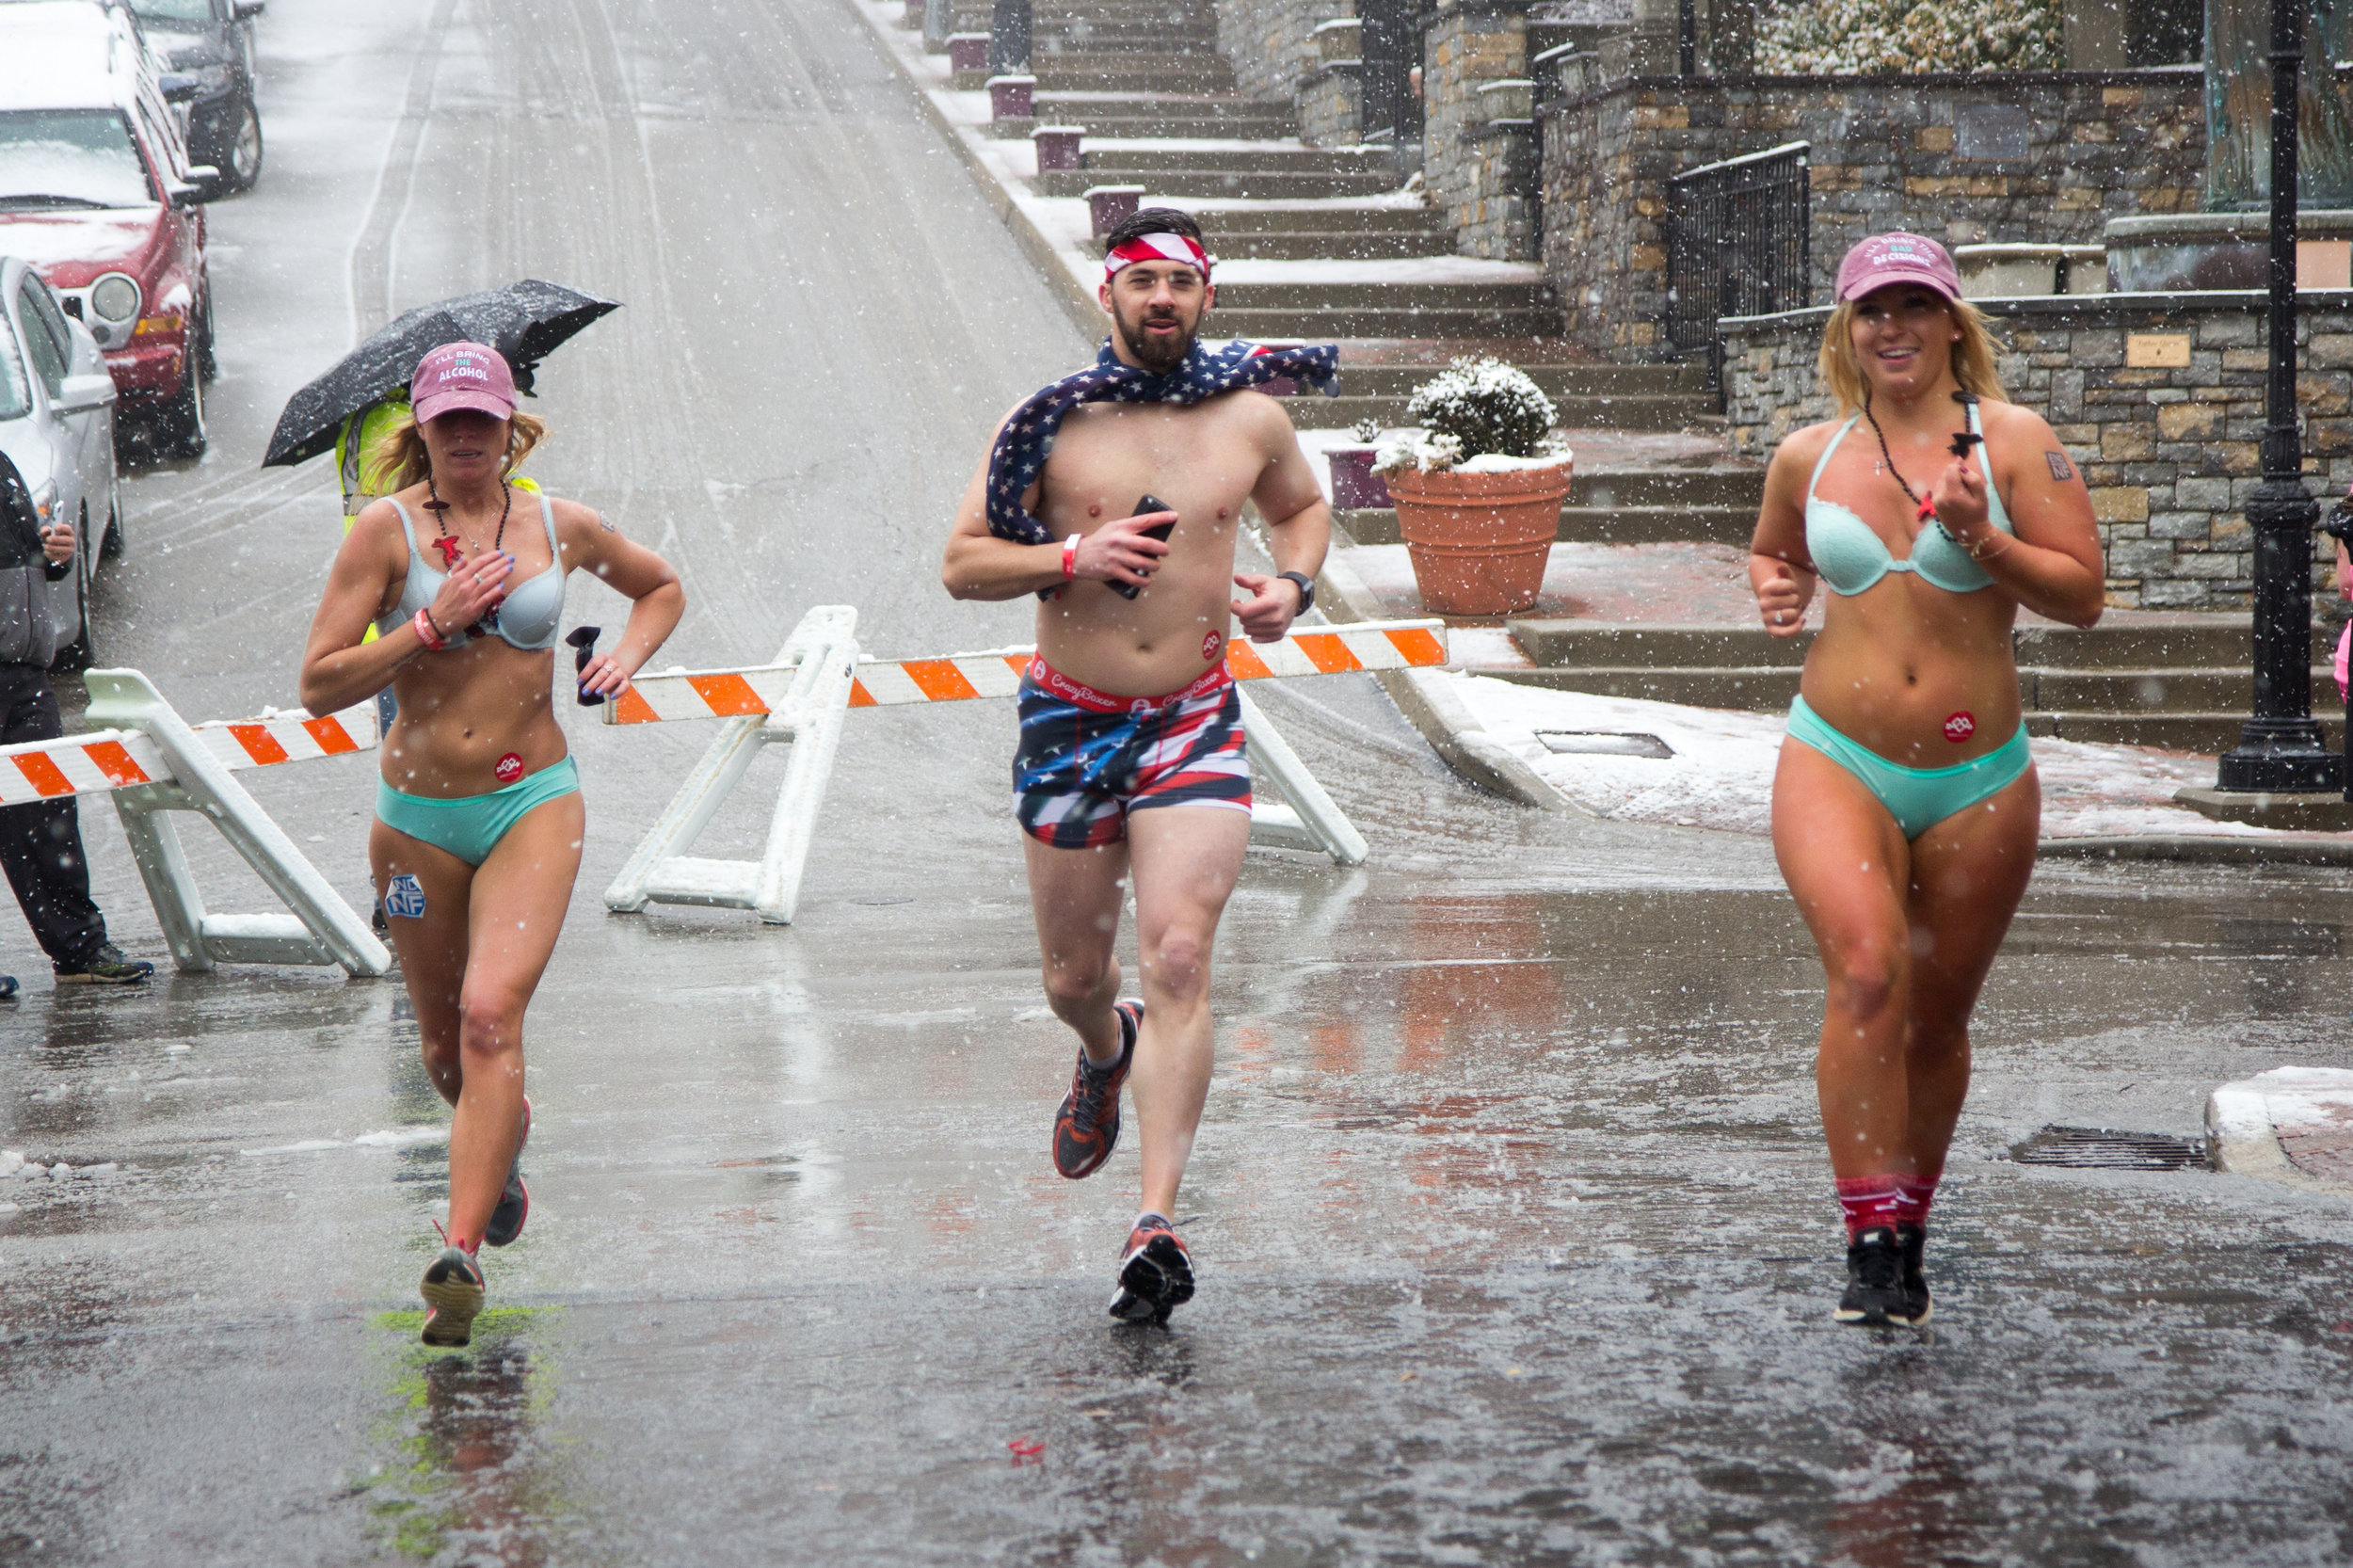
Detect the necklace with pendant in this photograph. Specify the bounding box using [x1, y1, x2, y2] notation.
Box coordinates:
[424, 477, 511, 570]
[1864, 392, 1981, 522]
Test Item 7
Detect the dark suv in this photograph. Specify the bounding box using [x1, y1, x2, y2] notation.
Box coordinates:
[125, 0, 261, 193]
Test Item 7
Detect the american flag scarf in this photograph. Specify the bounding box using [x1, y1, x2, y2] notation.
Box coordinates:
[984, 338, 1340, 547]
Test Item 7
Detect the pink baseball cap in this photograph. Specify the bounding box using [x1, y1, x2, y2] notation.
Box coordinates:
[410, 341, 517, 424]
[1834, 232, 1961, 303]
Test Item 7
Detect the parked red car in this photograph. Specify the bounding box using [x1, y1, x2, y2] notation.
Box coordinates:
[0, 2, 219, 457]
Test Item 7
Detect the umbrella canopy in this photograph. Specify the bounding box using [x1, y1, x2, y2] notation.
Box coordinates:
[263, 280, 619, 468]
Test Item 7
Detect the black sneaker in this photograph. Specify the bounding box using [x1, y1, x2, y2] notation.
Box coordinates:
[1834, 1227, 1914, 1328]
[420, 1242, 486, 1348]
[1108, 1216, 1194, 1326]
[0, 975, 18, 1000]
[483, 1097, 531, 1248]
[1896, 1223, 1932, 1327]
[54, 944, 152, 984]
[1052, 1000, 1139, 1180]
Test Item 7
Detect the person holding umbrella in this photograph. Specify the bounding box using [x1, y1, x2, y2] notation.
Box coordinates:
[298, 342, 682, 1350]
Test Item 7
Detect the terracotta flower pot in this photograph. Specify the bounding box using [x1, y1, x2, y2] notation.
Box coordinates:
[1386, 459, 1573, 615]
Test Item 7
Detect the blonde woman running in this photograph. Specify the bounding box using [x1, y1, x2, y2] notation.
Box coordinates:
[1748, 234, 2103, 1327]
[300, 343, 683, 1348]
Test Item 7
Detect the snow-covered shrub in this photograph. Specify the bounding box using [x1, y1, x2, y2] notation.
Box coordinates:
[1375, 429, 1465, 474]
[1756, 0, 2064, 72]
[1401, 358, 1559, 463]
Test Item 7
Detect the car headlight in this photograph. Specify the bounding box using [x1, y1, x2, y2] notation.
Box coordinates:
[28, 482, 56, 527]
[89, 275, 139, 325]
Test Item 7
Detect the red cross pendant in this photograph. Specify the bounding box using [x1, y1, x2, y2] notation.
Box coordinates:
[431, 536, 463, 568]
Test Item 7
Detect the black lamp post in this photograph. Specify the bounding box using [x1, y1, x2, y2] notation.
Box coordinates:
[2219, 0, 2341, 792]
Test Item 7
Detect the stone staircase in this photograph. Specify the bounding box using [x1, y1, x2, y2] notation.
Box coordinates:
[1497, 616, 2341, 754]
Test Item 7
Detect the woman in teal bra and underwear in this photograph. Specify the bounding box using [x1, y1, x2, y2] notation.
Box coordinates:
[299, 343, 684, 1349]
[1748, 235, 2104, 1330]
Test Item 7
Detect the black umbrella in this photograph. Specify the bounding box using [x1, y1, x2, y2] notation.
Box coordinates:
[262, 280, 620, 468]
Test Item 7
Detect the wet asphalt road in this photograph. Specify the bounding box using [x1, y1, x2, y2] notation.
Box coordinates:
[4, 2, 2353, 1563]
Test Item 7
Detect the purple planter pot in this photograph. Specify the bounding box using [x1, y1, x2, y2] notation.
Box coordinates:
[1327, 447, 1391, 510]
[988, 74, 1034, 120]
[946, 33, 988, 72]
[1032, 125, 1083, 171]
[1086, 184, 1144, 237]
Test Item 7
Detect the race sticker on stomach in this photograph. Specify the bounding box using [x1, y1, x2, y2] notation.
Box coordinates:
[495, 752, 524, 784]
[1944, 712, 1976, 743]
[384, 873, 427, 920]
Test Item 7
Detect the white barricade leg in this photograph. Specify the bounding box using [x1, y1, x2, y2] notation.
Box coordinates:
[1238, 688, 1369, 867]
[754, 629, 856, 924]
[603, 606, 859, 923]
[83, 671, 393, 976]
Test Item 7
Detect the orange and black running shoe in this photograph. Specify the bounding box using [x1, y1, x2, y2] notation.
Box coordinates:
[420, 1240, 486, 1348]
[1052, 1000, 1139, 1179]
[1108, 1214, 1194, 1325]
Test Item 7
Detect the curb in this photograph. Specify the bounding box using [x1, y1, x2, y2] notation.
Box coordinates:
[2041, 833, 2353, 865]
[841, 0, 1568, 814]
[2206, 1070, 2353, 1197]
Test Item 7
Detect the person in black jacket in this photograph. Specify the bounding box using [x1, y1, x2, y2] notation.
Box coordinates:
[0, 455, 150, 993]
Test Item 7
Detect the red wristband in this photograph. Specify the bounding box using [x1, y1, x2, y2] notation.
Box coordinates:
[1061, 534, 1080, 582]
[412, 606, 449, 651]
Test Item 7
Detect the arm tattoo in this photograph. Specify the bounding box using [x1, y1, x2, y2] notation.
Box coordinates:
[597, 513, 616, 533]
[2044, 450, 2075, 483]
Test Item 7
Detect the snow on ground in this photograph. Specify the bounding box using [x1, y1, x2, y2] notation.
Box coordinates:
[1449, 675, 2280, 840]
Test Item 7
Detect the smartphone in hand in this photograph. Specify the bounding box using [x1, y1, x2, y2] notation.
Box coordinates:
[1109, 494, 1176, 600]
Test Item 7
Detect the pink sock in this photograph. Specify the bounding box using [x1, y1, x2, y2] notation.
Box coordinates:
[1835, 1175, 1904, 1240]
[1894, 1174, 1940, 1232]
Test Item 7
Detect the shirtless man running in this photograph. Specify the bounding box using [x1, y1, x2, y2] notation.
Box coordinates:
[941, 208, 1335, 1325]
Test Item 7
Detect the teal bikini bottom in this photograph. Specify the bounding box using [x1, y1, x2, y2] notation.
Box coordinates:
[1785, 696, 2031, 841]
[376, 757, 580, 867]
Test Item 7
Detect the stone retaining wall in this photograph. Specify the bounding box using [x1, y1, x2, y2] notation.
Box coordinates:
[1719, 292, 2353, 611]
[1539, 67, 2204, 356]
[1214, 0, 1341, 105]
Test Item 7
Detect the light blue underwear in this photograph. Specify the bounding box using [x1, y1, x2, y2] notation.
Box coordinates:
[1785, 695, 2030, 840]
[375, 756, 580, 867]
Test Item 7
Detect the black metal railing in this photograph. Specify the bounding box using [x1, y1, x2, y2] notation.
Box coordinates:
[1663, 141, 1811, 386]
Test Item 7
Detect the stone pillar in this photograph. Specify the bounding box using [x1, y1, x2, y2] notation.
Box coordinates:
[1423, 0, 1540, 259]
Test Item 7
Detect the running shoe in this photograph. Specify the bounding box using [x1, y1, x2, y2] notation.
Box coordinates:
[54, 944, 152, 984]
[1107, 1216, 1194, 1325]
[1052, 1000, 1140, 1180]
[483, 1097, 531, 1249]
[420, 1240, 486, 1348]
[1896, 1223, 1932, 1327]
[0, 975, 18, 1000]
[1833, 1226, 1914, 1328]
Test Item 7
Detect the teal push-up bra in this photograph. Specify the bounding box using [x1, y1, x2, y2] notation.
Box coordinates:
[1803, 401, 2012, 596]
[377, 491, 568, 650]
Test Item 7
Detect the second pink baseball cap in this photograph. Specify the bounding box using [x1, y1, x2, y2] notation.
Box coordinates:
[1834, 232, 1961, 303]
[410, 341, 517, 424]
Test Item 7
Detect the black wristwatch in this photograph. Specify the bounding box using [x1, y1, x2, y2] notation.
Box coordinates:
[1277, 569, 1316, 615]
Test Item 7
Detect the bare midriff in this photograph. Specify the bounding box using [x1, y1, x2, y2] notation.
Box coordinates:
[1029, 398, 1268, 698]
[378, 630, 568, 798]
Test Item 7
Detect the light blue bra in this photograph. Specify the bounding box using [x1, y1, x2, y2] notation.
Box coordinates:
[1804, 402, 2012, 596]
[376, 491, 567, 651]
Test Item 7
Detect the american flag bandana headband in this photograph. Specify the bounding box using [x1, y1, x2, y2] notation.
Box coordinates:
[984, 339, 1341, 567]
[1105, 232, 1210, 281]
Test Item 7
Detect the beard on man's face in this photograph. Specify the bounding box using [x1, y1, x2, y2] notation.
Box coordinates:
[1112, 294, 1202, 375]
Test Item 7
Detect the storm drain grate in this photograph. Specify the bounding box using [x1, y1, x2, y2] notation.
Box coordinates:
[1536, 731, 1675, 759]
[2010, 1126, 2206, 1171]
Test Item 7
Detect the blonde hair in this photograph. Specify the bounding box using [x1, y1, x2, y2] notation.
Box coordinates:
[367, 408, 548, 494]
[1818, 294, 2007, 415]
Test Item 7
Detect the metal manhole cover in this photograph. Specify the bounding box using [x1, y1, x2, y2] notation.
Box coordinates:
[1536, 730, 1674, 759]
[2011, 1126, 2206, 1171]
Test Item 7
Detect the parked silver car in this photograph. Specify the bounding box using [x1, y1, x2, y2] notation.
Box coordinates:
[0, 252, 119, 668]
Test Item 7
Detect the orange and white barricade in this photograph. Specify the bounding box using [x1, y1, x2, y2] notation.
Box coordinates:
[601, 609, 1449, 922]
[7, 671, 394, 976]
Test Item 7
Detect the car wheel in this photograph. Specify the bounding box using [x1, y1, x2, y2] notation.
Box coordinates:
[195, 291, 218, 384]
[52, 525, 92, 674]
[154, 360, 206, 461]
[101, 494, 124, 561]
[225, 96, 264, 192]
